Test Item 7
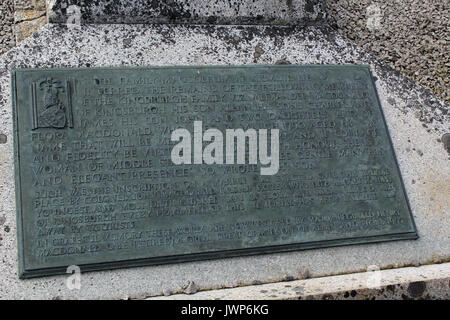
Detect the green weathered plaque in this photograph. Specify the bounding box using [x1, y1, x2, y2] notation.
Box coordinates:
[12, 65, 417, 278]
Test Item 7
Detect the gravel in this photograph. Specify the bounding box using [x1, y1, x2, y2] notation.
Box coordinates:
[326, 0, 449, 104]
[0, 0, 15, 56]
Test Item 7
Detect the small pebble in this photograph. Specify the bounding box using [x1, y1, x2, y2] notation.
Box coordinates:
[283, 275, 295, 282]
[183, 281, 198, 295]
[300, 267, 310, 279]
[163, 289, 172, 296]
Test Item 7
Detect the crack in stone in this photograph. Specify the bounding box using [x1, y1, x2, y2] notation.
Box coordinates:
[14, 11, 46, 24]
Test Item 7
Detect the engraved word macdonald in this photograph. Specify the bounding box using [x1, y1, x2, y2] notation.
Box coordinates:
[11, 65, 417, 278]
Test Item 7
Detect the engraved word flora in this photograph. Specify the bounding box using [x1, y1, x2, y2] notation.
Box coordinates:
[171, 121, 280, 175]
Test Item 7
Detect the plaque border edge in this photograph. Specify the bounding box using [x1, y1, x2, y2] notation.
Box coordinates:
[19, 231, 418, 279]
[366, 66, 419, 239]
[10, 65, 420, 279]
[11, 70, 27, 279]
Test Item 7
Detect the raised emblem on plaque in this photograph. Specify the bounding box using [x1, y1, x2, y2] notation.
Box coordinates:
[30, 77, 74, 129]
[11, 65, 417, 278]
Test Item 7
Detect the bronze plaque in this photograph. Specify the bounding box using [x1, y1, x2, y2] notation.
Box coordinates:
[11, 65, 417, 278]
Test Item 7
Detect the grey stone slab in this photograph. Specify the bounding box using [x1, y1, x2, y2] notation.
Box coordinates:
[45, 0, 327, 25]
[0, 23, 449, 299]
